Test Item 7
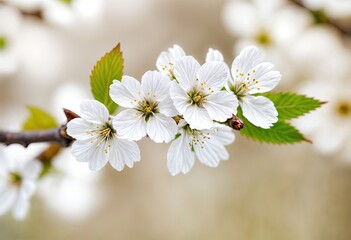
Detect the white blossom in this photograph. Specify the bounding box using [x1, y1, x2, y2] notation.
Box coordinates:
[170, 56, 238, 130]
[167, 120, 235, 176]
[110, 71, 178, 143]
[156, 44, 186, 79]
[0, 146, 42, 220]
[227, 46, 281, 129]
[66, 99, 140, 171]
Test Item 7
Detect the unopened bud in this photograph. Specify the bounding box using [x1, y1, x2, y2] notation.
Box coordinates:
[226, 115, 244, 131]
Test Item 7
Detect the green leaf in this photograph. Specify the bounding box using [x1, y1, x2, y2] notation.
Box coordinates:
[261, 92, 323, 120]
[237, 109, 309, 144]
[90, 43, 124, 114]
[23, 106, 58, 131]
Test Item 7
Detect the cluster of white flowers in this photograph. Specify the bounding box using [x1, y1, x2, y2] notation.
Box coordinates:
[67, 45, 281, 175]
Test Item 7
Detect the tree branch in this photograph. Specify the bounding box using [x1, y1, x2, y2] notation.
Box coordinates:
[0, 109, 79, 148]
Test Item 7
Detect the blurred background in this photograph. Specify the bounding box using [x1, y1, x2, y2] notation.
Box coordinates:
[0, 0, 351, 239]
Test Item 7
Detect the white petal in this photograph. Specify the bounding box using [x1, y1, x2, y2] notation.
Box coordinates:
[183, 105, 213, 130]
[167, 134, 195, 176]
[71, 139, 97, 163]
[247, 62, 281, 94]
[80, 99, 109, 123]
[0, 147, 9, 176]
[156, 51, 172, 71]
[241, 95, 278, 129]
[158, 96, 179, 117]
[203, 91, 239, 122]
[197, 61, 229, 92]
[66, 118, 100, 140]
[20, 160, 42, 180]
[113, 109, 147, 141]
[211, 124, 235, 146]
[141, 70, 171, 102]
[109, 76, 142, 108]
[194, 141, 226, 168]
[12, 196, 29, 221]
[71, 138, 110, 171]
[168, 45, 186, 59]
[0, 187, 16, 215]
[231, 46, 263, 78]
[19, 180, 36, 199]
[108, 138, 140, 171]
[206, 48, 224, 62]
[169, 81, 191, 115]
[146, 113, 178, 143]
[88, 140, 109, 171]
[173, 56, 200, 91]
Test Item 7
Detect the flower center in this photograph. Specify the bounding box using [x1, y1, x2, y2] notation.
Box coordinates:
[59, 0, 73, 4]
[336, 101, 351, 117]
[138, 100, 158, 119]
[255, 31, 271, 46]
[162, 62, 176, 80]
[189, 91, 206, 106]
[0, 36, 7, 51]
[9, 172, 22, 187]
[184, 125, 216, 150]
[231, 68, 259, 96]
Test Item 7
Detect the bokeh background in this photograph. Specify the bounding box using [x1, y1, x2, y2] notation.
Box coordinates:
[1, 0, 351, 239]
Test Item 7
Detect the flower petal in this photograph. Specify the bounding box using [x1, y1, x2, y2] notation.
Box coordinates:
[19, 180, 36, 199]
[141, 70, 171, 102]
[197, 61, 229, 92]
[167, 133, 195, 176]
[109, 76, 142, 108]
[146, 113, 178, 143]
[246, 62, 281, 94]
[108, 137, 140, 171]
[158, 96, 179, 117]
[231, 46, 263, 77]
[156, 51, 172, 71]
[241, 95, 278, 129]
[20, 160, 42, 180]
[66, 118, 100, 140]
[195, 141, 229, 168]
[169, 81, 191, 115]
[0, 187, 16, 216]
[168, 45, 186, 59]
[173, 56, 200, 91]
[71, 138, 108, 171]
[88, 140, 109, 171]
[183, 105, 213, 130]
[206, 48, 224, 62]
[80, 99, 109, 123]
[113, 109, 147, 141]
[203, 91, 239, 122]
[12, 196, 29, 221]
[211, 124, 236, 146]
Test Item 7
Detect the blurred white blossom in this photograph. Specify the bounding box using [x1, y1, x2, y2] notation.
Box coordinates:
[0, 145, 43, 220]
[295, 77, 351, 161]
[0, 5, 22, 77]
[302, 0, 351, 19]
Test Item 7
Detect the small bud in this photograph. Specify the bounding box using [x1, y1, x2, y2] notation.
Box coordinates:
[63, 108, 80, 122]
[226, 115, 244, 131]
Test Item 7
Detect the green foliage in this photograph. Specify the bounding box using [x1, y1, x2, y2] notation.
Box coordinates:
[261, 92, 323, 121]
[90, 43, 124, 114]
[237, 92, 323, 144]
[23, 106, 58, 131]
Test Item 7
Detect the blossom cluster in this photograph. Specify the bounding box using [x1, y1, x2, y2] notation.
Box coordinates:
[67, 45, 281, 175]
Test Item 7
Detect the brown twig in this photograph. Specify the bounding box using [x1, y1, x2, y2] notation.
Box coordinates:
[0, 109, 79, 148]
